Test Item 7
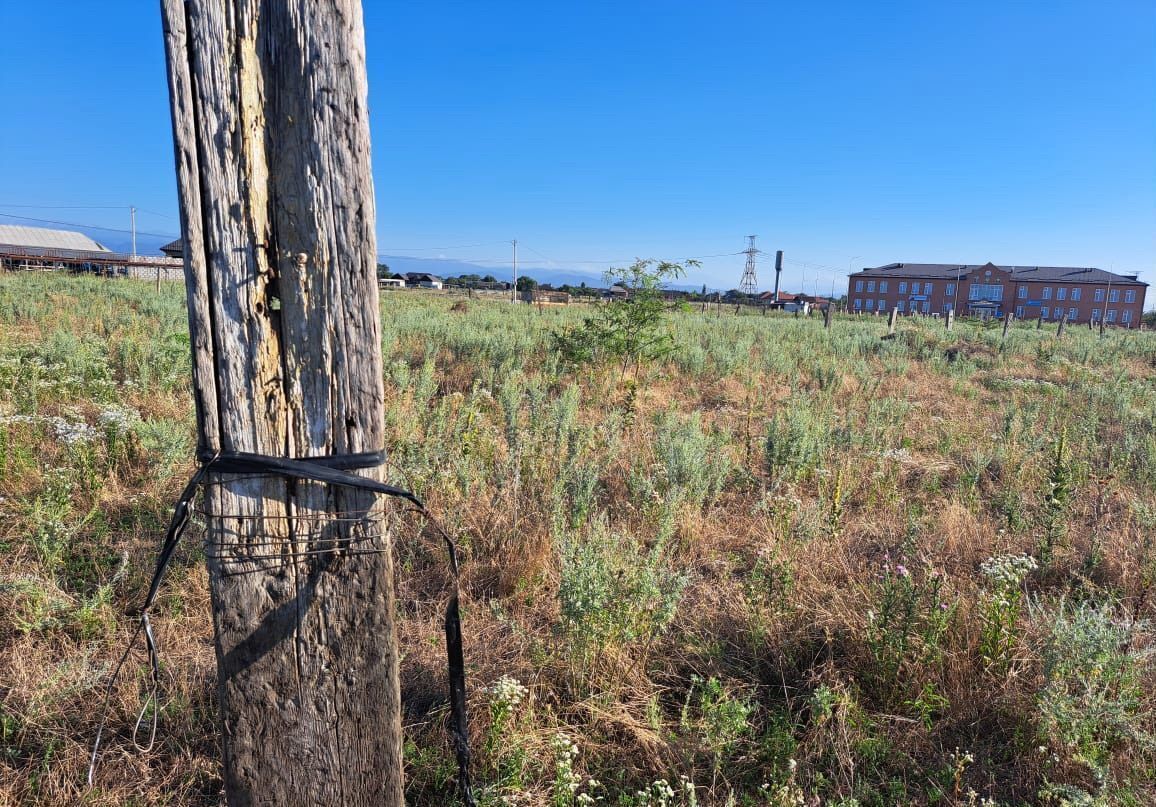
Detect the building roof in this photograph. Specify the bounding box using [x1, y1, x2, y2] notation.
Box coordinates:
[852, 262, 1146, 286]
[160, 238, 184, 257]
[0, 224, 109, 252]
[404, 272, 442, 282]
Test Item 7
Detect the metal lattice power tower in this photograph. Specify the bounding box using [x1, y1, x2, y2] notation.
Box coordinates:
[739, 235, 759, 296]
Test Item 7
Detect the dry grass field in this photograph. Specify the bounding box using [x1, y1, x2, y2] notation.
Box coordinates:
[1, 273, 1154, 806]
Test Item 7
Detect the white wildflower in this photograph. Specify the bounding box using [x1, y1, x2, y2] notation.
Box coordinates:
[980, 554, 1038, 588]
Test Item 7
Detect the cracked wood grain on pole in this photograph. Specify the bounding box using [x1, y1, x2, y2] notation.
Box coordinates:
[159, 1, 402, 804]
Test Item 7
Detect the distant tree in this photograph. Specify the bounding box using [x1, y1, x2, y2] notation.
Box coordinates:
[1143, 309, 1156, 329]
[376, 262, 390, 278]
[553, 258, 698, 375]
[482, 274, 497, 283]
[516, 276, 539, 292]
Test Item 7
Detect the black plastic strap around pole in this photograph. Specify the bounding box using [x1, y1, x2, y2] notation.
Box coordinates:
[88, 449, 474, 805]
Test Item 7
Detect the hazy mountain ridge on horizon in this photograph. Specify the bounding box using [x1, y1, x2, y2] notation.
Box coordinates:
[380, 254, 716, 292]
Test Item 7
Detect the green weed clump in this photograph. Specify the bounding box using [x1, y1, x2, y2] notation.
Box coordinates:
[1033, 599, 1153, 800]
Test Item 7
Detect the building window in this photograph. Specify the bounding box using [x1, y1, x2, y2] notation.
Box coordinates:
[1071, 288, 1081, 301]
[1094, 288, 1105, 302]
[1068, 307, 1077, 320]
[866, 281, 875, 292]
[1122, 310, 1133, 324]
[968, 283, 1004, 301]
[1015, 305, 1024, 318]
[896, 300, 905, 312]
[925, 283, 934, 295]
[898, 281, 907, 294]
[1092, 308, 1101, 321]
[854, 298, 862, 310]
[855, 280, 863, 293]
[1042, 287, 1052, 300]
[946, 283, 955, 297]
[944, 303, 954, 313]
[879, 281, 888, 293]
[922, 301, 930, 313]
[1125, 290, 1136, 303]
[1018, 286, 1028, 299]
[1106, 309, 1117, 323]
[1109, 289, 1120, 303]
[866, 299, 874, 310]
[1041, 306, 1049, 319]
[1056, 288, 1067, 301]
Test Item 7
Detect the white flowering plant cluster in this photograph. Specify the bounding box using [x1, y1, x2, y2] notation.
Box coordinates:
[1, 414, 96, 447]
[484, 675, 530, 788]
[979, 554, 1038, 589]
[627, 775, 704, 807]
[979, 554, 1038, 668]
[487, 674, 528, 730]
[550, 732, 601, 807]
[1, 403, 142, 457]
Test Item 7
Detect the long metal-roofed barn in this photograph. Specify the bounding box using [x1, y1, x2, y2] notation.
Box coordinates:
[848, 261, 1148, 327]
[0, 224, 112, 252]
[0, 224, 183, 279]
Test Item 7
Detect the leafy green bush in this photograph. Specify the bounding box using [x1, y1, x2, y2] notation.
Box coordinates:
[558, 517, 687, 662]
[553, 259, 695, 373]
[764, 400, 831, 482]
[1034, 599, 1152, 792]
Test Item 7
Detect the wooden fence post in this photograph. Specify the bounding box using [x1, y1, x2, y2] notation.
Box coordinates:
[887, 306, 898, 335]
[1037, 315, 1044, 330]
[159, 2, 403, 804]
[945, 308, 954, 331]
[823, 304, 832, 329]
[1002, 310, 1015, 342]
[1057, 311, 1068, 337]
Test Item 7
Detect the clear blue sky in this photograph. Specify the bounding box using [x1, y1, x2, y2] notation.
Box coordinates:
[1, 1, 1153, 297]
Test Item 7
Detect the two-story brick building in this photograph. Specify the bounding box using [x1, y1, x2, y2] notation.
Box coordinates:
[847, 262, 1147, 327]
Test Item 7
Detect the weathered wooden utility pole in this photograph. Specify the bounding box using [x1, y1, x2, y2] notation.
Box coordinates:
[887, 306, 898, 335]
[159, 2, 402, 804]
[1002, 310, 1015, 343]
[945, 308, 954, 331]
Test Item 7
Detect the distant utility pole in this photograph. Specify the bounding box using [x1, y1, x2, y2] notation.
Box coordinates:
[130, 206, 137, 257]
[511, 238, 517, 303]
[739, 235, 759, 296]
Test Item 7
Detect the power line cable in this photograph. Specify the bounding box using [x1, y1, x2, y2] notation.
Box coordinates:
[378, 240, 509, 252]
[377, 255, 512, 265]
[0, 203, 175, 219]
[0, 203, 128, 210]
[784, 257, 844, 274]
[0, 213, 177, 239]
